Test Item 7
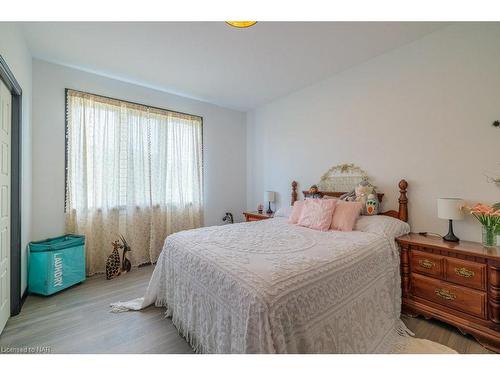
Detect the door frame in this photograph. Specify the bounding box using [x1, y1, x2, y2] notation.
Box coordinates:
[0, 54, 22, 316]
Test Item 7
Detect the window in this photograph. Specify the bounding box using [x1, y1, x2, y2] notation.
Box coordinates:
[65, 89, 203, 210]
[65, 89, 203, 274]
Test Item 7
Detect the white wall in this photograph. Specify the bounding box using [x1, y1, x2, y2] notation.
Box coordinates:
[0, 23, 32, 295]
[32, 60, 246, 241]
[247, 23, 500, 242]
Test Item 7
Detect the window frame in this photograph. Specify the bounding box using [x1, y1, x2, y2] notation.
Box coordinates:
[64, 88, 204, 213]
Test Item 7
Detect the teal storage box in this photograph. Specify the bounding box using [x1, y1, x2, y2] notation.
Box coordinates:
[28, 235, 86, 296]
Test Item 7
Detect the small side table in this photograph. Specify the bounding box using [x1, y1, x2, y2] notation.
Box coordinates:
[243, 211, 274, 222]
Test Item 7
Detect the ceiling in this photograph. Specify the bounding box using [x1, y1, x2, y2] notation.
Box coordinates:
[21, 22, 449, 111]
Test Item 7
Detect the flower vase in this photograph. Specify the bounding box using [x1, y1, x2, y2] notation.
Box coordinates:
[482, 225, 497, 247]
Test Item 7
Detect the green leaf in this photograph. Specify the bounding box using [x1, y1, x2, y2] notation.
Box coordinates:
[494, 202, 500, 211]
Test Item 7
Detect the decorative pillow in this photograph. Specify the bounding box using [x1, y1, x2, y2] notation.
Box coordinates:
[297, 199, 337, 231]
[288, 200, 305, 224]
[330, 201, 363, 231]
[275, 205, 293, 218]
[354, 215, 410, 238]
[339, 190, 356, 201]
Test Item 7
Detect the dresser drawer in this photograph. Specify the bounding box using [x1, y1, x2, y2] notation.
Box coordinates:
[411, 273, 487, 319]
[410, 249, 443, 278]
[445, 258, 486, 291]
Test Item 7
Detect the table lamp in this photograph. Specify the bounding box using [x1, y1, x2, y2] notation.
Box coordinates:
[437, 198, 464, 242]
[265, 191, 275, 214]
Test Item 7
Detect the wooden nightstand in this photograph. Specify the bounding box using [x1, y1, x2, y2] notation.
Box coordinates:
[243, 211, 274, 222]
[396, 233, 500, 352]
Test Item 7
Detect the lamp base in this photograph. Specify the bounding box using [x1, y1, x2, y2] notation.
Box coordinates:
[266, 201, 273, 215]
[443, 219, 460, 242]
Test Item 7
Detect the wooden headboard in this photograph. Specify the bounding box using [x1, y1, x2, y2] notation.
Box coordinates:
[291, 179, 409, 222]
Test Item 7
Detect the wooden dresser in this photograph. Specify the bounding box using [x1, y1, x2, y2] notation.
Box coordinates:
[243, 211, 274, 222]
[396, 233, 500, 352]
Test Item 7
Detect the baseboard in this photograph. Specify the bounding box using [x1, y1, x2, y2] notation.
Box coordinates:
[11, 288, 28, 316]
[20, 289, 28, 307]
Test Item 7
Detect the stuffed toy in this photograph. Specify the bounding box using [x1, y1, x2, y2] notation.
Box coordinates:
[354, 180, 379, 215]
[341, 180, 379, 215]
[365, 193, 379, 215]
[307, 185, 322, 198]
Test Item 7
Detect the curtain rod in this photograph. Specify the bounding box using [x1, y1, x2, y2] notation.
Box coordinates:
[66, 88, 203, 121]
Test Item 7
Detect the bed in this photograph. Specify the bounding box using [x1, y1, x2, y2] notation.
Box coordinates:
[112, 178, 433, 353]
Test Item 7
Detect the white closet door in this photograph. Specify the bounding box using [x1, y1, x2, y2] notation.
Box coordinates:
[0, 79, 11, 334]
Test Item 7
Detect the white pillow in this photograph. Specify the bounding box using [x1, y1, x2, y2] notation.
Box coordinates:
[274, 205, 293, 218]
[354, 215, 410, 238]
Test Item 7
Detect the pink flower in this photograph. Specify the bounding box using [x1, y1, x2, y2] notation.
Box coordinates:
[470, 203, 495, 214]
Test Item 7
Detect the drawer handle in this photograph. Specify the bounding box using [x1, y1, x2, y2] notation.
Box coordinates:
[454, 267, 475, 278]
[419, 259, 435, 269]
[435, 288, 456, 301]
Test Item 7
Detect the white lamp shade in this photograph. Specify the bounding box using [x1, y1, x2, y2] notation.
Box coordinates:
[265, 191, 275, 202]
[437, 198, 464, 220]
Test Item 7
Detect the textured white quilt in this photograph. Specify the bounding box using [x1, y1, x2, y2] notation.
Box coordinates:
[114, 217, 423, 353]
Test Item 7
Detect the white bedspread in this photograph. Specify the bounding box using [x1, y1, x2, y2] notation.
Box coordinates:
[114, 217, 424, 353]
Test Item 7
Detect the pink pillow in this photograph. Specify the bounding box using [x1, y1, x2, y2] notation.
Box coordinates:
[297, 199, 337, 231]
[288, 200, 305, 224]
[330, 201, 363, 231]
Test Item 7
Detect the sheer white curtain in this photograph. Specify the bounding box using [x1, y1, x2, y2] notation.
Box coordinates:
[65, 90, 203, 275]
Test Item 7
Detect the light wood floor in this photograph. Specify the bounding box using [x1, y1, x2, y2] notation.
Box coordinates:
[0, 265, 493, 354]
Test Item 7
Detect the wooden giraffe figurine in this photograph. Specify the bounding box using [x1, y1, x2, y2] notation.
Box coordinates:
[120, 235, 132, 273]
[106, 240, 122, 280]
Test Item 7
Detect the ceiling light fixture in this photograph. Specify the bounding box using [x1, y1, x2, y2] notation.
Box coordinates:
[225, 21, 257, 28]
